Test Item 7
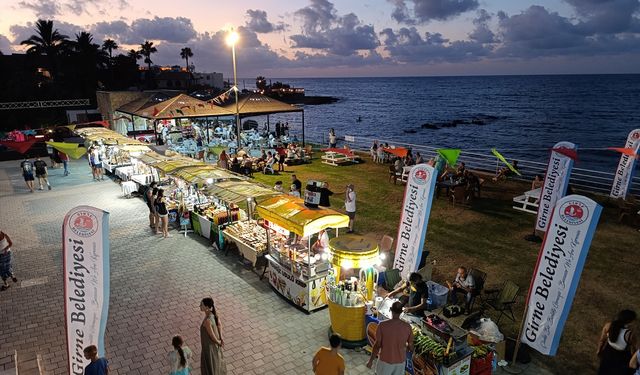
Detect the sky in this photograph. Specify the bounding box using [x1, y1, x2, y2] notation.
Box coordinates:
[1, 0, 640, 78]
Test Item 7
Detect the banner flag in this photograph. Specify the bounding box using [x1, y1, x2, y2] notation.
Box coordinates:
[491, 148, 521, 176]
[535, 142, 577, 233]
[393, 165, 437, 279]
[436, 149, 461, 167]
[0, 138, 38, 154]
[46, 142, 86, 159]
[610, 129, 640, 199]
[63, 206, 110, 375]
[521, 195, 601, 355]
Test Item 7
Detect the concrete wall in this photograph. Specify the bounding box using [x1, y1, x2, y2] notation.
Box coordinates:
[95, 91, 148, 128]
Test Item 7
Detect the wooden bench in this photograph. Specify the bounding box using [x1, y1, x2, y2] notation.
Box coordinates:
[513, 187, 541, 214]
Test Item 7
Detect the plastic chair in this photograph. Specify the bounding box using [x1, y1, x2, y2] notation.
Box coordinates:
[383, 268, 403, 292]
[467, 268, 487, 312]
[483, 280, 520, 323]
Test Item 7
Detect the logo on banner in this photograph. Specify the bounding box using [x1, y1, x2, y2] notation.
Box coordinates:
[560, 200, 588, 225]
[70, 211, 98, 237]
[412, 168, 429, 185]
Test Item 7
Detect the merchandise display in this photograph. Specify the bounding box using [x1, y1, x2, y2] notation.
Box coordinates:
[223, 220, 268, 254]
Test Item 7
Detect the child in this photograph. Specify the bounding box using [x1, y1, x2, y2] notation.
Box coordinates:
[312, 334, 345, 375]
[274, 181, 284, 192]
[83, 345, 109, 375]
[169, 335, 192, 375]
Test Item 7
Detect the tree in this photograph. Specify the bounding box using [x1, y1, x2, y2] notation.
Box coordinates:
[127, 49, 142, 61]
[180, 47, 193, 71]
[67, 32, 108, 96]
[20, 19, 69, 81]
[139, 40, 157, 71]
[102, 39, 118, 59]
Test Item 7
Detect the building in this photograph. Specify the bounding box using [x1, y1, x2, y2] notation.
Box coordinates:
[154, 70, 192, 89]
[193, 72, 223, 89]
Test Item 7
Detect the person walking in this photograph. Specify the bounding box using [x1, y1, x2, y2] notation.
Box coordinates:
[597, 309, 637, 375]
[59, 151, 70, 176]
[0, 231, 17, 291]
[83, 345, 109, 375]
[155, 189, 171, 238]
[20, 157, 35, 193]
[169, 335, 192, 375]
[145, 182, 158, 230]
[366, 301, 413, 374]
[34, 156, 51, 190]
[345, 184, 356, 233]
[313, 334, 345, 375]
[200, 298, 227, 375]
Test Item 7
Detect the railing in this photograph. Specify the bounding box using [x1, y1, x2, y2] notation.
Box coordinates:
[311, 134, 640, 197]
[0, 99, 90, 110]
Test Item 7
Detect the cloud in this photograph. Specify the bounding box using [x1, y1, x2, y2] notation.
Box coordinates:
[290, 0, 379, 55]
[10, 20, 83, 44]
[245, 9, 287, 33]
[380, 26, 492, 63]
[390, 0, 479, 23]
[17, 0, 60, 17]
[468, 9, 496, 43]
[130, 17, 197, 43]
[0, 34, 13, 54]
[91, 20, 131, 42]
[565, 0, 640, 34]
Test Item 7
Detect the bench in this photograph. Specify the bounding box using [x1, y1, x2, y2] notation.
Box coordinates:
[513, 187, 541, 214]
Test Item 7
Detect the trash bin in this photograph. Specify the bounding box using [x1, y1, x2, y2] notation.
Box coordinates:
[427, 281, 449, 309]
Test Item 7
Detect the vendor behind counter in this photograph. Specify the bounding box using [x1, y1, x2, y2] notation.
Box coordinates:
[387, 272, 429, 317]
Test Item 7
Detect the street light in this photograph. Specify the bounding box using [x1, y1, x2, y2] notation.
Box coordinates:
[226, 29, 241, 153]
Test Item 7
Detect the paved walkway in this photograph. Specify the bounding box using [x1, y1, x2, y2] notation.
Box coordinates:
[0, 158, 551, 375]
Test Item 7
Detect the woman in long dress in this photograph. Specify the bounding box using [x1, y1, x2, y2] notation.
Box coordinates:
[200, 298, 227, 375]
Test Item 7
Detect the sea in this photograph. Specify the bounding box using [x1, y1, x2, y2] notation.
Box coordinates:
[256, 75, 640, 172]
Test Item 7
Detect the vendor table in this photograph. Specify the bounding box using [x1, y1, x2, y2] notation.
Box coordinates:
[130, 174, 154, 186]
[115, 165, 134, 180]
[121, 181, 137, 196]
[222, 230, 263, 267]
[265, 254, 328, 313]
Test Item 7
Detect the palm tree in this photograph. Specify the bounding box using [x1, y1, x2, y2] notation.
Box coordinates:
[20, 19, 69, 80]
[102, 39, 118, 59]
[71, 32, 108, 68]
[139, 41, 157, 71]
[127, 49, 142, 61]
[180, 47, 193, 71]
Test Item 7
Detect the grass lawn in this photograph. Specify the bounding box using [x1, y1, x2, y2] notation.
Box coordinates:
[250, 153, 639, 374]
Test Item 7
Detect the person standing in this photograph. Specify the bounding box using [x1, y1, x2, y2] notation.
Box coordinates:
[20, 157, 35, 193]
[366, 301, 413, 374]
[218, 150, 228, 170]
[169, 335, 192, 375]
[597, 309, 637, 375]
[345, 184, 356, 233]
[59, 151, 70, 176]
[92, 146, 105, 181]
[155, 189, 172, 238]
[145, 182, 158, 230]
[34, 156, 51, 190]
[319, 182, 334, 208]
[0, 231, 17, 291]
[313, 334, 345, 375]
[83, 345, 109, 375]
[328, 128, 337, 148]
[200, 298, 227, 375]
[630, 349, 639, 374]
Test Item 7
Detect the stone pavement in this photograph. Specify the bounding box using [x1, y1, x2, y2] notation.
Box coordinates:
[0, 158, 552, 375]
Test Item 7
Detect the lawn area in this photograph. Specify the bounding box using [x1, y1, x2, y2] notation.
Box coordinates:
[251, 153, 640, 374]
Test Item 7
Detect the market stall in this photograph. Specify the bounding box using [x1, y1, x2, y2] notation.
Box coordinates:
[256, 195, 349, 312]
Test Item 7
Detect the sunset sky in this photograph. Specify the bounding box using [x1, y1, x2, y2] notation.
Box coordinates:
[1, 0, 639, 77]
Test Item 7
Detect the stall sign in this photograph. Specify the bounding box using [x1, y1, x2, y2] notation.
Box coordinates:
[522, 195, 601, 355]
[63, 206, 110, 375]
[535, 141, 576, 233]
[610, 129, 640, 199]
[265, 220, 290, 237]
[393, 165, 437, 279]
[268, 260, 326, 310]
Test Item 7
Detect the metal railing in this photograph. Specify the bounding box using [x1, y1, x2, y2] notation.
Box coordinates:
[310, 134, 640, 197]
[0, 99, 90, 110]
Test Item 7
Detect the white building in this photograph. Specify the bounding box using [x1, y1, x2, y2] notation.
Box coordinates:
[193, 72, 224, 89]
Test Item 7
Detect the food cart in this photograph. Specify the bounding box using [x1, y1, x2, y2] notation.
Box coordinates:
[256, 195, 350, 313]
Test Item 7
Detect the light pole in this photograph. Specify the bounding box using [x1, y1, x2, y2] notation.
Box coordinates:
[226, 29, 241, 153]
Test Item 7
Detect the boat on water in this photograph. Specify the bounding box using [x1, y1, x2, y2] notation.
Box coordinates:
[255, 76, 338, 105]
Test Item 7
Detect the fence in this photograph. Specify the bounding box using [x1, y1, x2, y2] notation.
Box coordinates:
[310, 134, 640, 197]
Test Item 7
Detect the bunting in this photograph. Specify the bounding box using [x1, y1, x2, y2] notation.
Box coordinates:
[436, 149, 461, 167]
[152, 107, 159, 117]
[491, 148, 521, 176]
[46, 142, 87, 159]
[608, 147, 639, 157]
[0, 138, 38, 154]
[175, 109, 184, 116]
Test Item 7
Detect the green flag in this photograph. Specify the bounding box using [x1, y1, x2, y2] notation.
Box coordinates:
[436, 149, 461, 166]
[491, 148, 521, 176]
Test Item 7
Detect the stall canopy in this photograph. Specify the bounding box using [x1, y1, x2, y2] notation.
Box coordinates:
[152, 159, 206, 173]
[169, 166, 245, 184]
[132, 93, 234, 120]
[206, 181, 280, 205]
[116, 92, 174, 115]
[221, 93, 303, 117]
[256, 195, 349, 238]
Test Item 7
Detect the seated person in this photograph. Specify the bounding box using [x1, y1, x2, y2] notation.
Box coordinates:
[456, 162, 466, 177]
[387, 272, 429, 317]
[287, 147, 296, 159]
[274, 181, 284, 192]
[531, 174, 543, 190]
[237, 148, 247, 158]
[493, 160, 519, 182]
[311, 229, 329, 252]
[446, 266, 475, 313]
[466, 171, 482, 198]
[394, 157, 404, 174]
[230, 157, 241, 173]
[263, 152, 275, 174]
[241, 158, 253, 175]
